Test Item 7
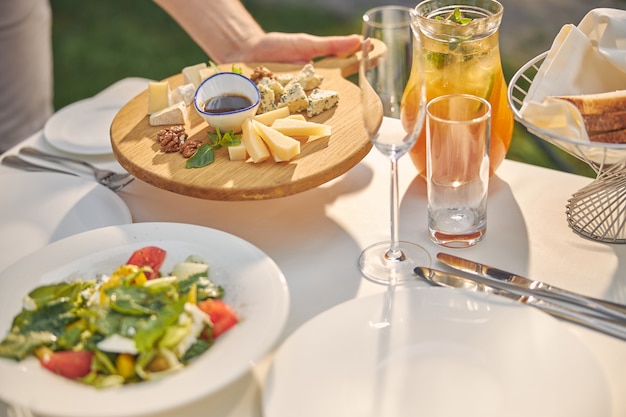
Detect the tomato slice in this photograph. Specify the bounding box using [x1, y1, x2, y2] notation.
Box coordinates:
[197, 299, 238, 339]
[40, 350, 94, 379]
[126, 246, 166, 280]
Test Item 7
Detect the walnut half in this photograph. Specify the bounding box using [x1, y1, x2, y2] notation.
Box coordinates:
[156, 126, 187, 153]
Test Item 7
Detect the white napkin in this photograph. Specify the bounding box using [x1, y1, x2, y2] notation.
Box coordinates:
[520, 8, 626, 143]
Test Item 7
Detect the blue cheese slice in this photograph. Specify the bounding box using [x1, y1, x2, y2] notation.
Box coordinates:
[258, 77, 284, 96]
[279, 82, 308, 113]
[306, 88, 339, 117]
[275, 73, 294, 86]
[258, 84, 277, 114]
[149, 101, 187, 126]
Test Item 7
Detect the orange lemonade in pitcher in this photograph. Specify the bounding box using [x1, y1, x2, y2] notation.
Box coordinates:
[408, 0, 513, 177]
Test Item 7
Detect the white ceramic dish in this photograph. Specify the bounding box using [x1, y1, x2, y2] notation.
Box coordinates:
[0, 172, 132, 273]
[264, 287, 609, 417]
[44, 97, 122, 155]
[44, 78, 150, 155]
[0, 222, 289, 417]
[193, 72, 260, 132]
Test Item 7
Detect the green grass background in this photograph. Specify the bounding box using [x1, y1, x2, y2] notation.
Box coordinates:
[50, 0, 595, 177]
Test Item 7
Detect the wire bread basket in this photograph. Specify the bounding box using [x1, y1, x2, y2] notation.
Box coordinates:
[508, 52, 626, 244]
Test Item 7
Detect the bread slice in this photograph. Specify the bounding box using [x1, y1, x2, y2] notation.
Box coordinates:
[582, 111, 626, 133]
[555, 90, 626, 114]
[589, 129, 626, 144]
[552, 90, 626, 143]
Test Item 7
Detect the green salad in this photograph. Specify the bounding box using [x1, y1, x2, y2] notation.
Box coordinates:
[0, 246, 238, 388]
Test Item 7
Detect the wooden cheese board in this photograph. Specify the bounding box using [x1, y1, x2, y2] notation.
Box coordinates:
[110, 56, 375, 201]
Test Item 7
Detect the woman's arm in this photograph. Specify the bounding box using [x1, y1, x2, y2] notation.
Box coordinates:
[153, 0, 360, 64]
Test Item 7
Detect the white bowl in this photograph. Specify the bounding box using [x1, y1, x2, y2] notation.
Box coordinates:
[194, 72, 260, 132]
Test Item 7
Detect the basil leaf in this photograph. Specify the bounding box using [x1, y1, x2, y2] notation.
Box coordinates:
[186, 144, 215, 168]
[181, 338, 212, 362]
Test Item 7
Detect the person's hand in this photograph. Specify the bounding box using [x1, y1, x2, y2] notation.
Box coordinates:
[232, 33, 362, 64]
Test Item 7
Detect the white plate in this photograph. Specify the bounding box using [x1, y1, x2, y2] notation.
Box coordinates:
[44, 98, 121, 155]
[0, 172, 132, 273]
[264, 287, 609, 417]
[44, 78, 150, 155]
[0, 222, 289, 417]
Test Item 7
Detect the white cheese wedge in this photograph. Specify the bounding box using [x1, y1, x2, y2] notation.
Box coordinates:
[241, 118, 270, 163]
[170, 83, 196, 106]
[228, 143, 248, 161]
[252, 119, 300, 162]
[149, 101, 187, 126]
[253, 106, 290, 126]
[182, 62, 208, 88]
[271, 118, 332, 138]
[198, 67, 216, 83]
[147, 81, 170, 114]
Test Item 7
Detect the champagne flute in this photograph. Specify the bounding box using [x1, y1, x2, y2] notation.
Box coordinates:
[358, 6, 430, 285]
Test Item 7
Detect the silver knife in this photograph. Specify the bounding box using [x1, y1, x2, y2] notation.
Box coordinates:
[414, 266, 626, 342]
[437, 252, 626, 321]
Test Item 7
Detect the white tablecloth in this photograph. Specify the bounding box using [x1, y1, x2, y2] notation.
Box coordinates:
[1, 79, 625, 416]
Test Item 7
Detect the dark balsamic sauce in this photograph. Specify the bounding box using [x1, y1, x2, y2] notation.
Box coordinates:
[203, 94, 252, 113]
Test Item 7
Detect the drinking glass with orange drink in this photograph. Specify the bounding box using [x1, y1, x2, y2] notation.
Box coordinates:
[409, 0, 513, 177]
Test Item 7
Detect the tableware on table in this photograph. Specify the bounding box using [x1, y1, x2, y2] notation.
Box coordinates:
[110, 52, 388, 200]
[44, 78, 150, 156]
[436, 252, 626, 319]
[44, 98, 121, 155]
[409, 0, 513, 177]
[18, 146, 134, 186]
[0, 172, 132, 273]
[0, 222, 289, 417]
[509, 52, 626, 243]
[358, 5, 431, 285]
[426, 94, 491, 247]
[193, 72, 261, 132]
[263, 286, 609, 417]
[1, 155, 134, 192]
[414, 266, 626, 341]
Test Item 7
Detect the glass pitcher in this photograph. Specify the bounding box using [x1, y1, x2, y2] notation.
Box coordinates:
[408, 0, 513, 177]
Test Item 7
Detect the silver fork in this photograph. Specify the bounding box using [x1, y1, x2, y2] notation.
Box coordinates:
[18, 146, 133, 185]
[1, 155, 134, 192]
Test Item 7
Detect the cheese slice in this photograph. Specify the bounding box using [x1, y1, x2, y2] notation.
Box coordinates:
[147, 81, 170, 114]
[182, 63, 208, 88]
[149, 101, 187, 126]
[252, 120, 300, 162]
[170, 83, 196, 106]
[271, 118, 331, 138]
[198, 67, 216, 83]
[253, 106, 290, 126]
[241, 118, 270, 163]
[306, 88, 339, 117]
[227, 143, 248, 161]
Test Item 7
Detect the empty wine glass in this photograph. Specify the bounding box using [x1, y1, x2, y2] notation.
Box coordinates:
[358, 5, 431, 285]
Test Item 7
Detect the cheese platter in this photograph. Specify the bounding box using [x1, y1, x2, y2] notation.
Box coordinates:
[110, 44, 385, 201]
